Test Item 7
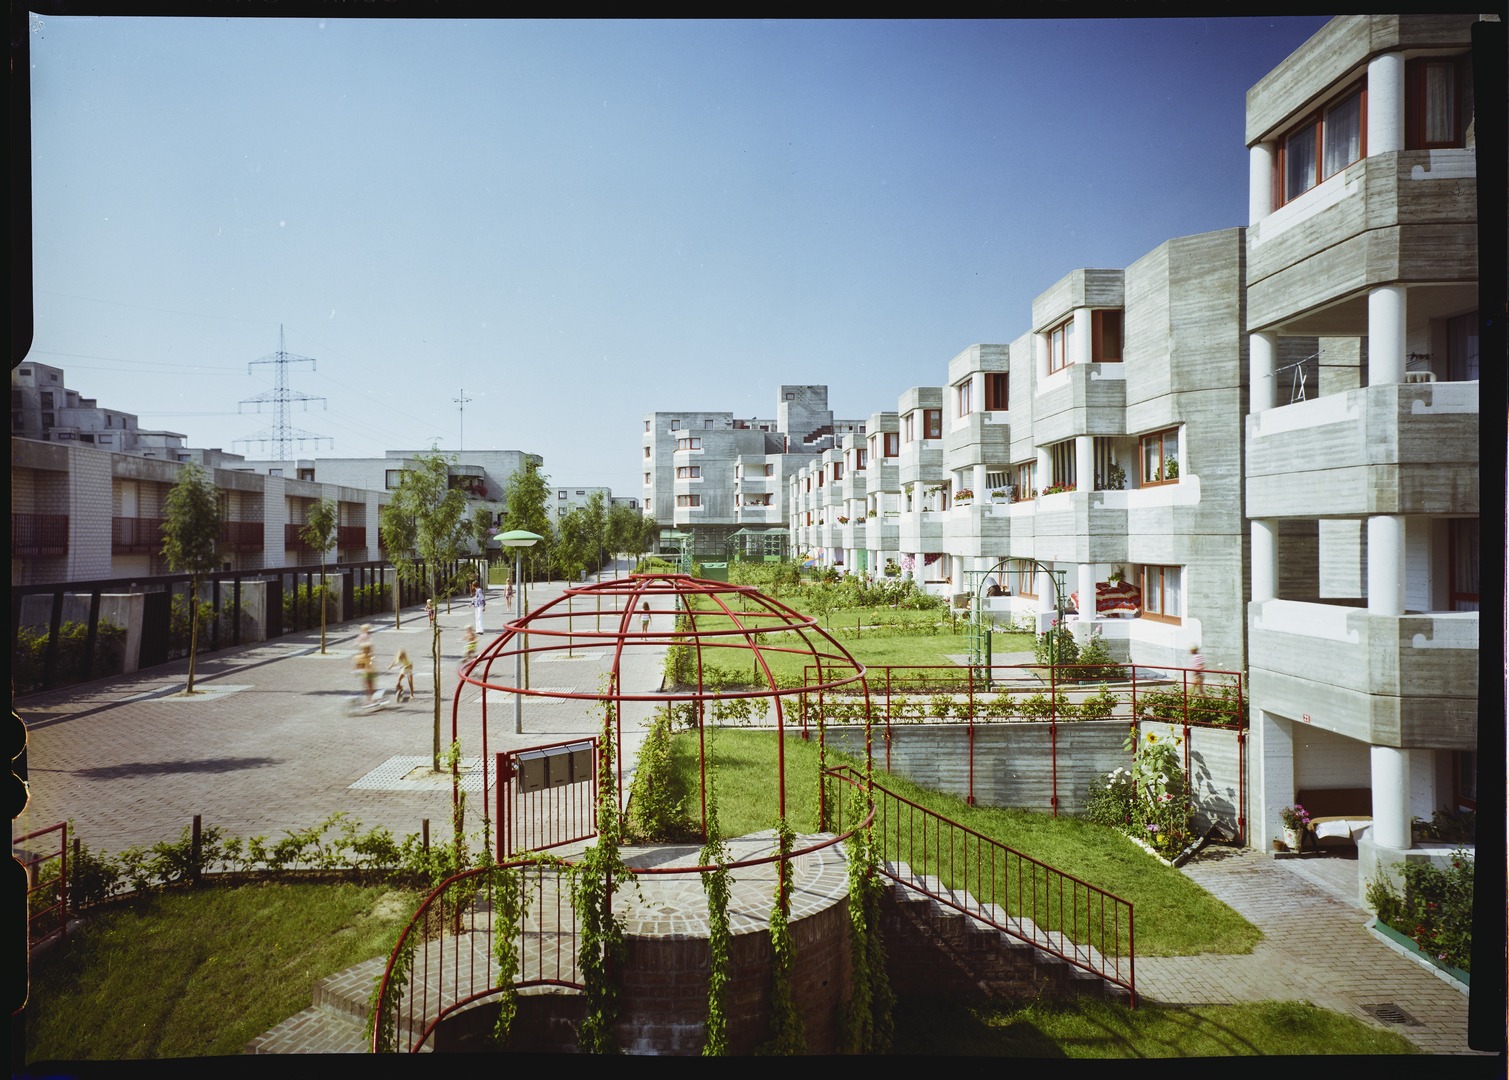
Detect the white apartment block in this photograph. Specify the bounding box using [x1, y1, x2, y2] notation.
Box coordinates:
[12, 361, 190, 459]
[642, 386, 865, 561]
[1241, 15, 1482, 869]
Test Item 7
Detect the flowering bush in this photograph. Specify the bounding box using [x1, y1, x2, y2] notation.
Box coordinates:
[1042, 482, 1076, 495]
[954, 488, 974, 501]
[1279, 804, 1310, 831]
[1366, 850, 1474, 972]
[1084, 727, 1193, 857]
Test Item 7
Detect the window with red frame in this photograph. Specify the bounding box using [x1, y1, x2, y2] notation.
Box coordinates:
[1141, 565, 1181, 623]
[1407, 56, 1471, 149]
[985, 372, 1009, 411]
[1275, 83, 1365, 206]
[1140, 429, 1179, 485]
[1047, 319, 1073, 373]
[883, 432, 899, 457]
[956, 380, 973, 417]
[903, 413, 916, 442]
[924, 408, 942, 439]
[676, 494, 701, 508]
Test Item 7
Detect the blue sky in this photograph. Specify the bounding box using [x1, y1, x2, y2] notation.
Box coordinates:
[24, 15, 1333, 494]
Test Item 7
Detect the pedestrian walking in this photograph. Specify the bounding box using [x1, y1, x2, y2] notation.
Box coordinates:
[425, 599, 436, 629]
[472, 583, 487, 634]
[388, 649, 415, 702]
[1189, 644, 1206, 695]
[462, 625, 478, 663]
[354, 645, 379, 706]
[640, 601, 651, 635]
[356, 623, 373, 652]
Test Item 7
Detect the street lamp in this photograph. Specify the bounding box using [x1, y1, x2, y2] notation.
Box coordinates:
[498, 529, 542, 734]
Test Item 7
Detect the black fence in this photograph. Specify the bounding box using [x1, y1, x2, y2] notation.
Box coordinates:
[11, 559, 474, 697]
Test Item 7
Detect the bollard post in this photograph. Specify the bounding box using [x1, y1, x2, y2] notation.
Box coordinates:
[422, 819, 430, 853]
[191, 815, 202, 885]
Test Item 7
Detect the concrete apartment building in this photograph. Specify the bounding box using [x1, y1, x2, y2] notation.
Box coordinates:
[12, 361, 192, 460]
[642, 386, 865, 561]
[1240, 15, 1482, 868]
[785, 15, 1486, 877]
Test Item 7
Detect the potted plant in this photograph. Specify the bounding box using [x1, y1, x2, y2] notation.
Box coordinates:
[1106, 461, 1127, 490]
[1108, 565, 1125, 586]
[1163, 456, 1180, 480]
[955, 488, 974, 503]
[1279, 803, 1310, 851]
[990, 487, 1009, 502]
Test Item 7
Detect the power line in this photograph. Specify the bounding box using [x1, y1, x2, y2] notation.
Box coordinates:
[234, 326, 333, 459]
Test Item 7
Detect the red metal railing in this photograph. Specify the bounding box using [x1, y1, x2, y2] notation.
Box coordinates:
[824, 764, 1136, 1004]
[12, 512, 69, 556]
[111, 516, 165, 554]
[370, 859, 582, 1053]
[15, 821, 69, 949]
[496, 740, 599, 857]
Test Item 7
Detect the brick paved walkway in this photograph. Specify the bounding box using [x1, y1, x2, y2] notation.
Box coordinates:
[15, 570, 1499, 1056]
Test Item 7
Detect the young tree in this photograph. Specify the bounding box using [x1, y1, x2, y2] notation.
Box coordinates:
[580, 492, 609, 579]
[300, 497, 339, 654]
[502, 460, 553, 585]
[606, 502, 643, 577]
[379, 452, 468, 771]
[552, 508, 590, 583]
[470, 505, 497, 566]
[160, 463, 222, 694]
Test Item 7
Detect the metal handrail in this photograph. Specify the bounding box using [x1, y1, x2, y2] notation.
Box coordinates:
[824, 763, 1136, 1003]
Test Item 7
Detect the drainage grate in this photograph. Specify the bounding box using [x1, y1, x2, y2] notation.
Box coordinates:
[1365, 1003, 1422, 1026]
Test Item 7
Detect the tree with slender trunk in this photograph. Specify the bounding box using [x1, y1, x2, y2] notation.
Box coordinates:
[300, 498, 339, 654]
[502, 460, 554, 586]
[161, 463, 222, 695]
[379, 452, 468, 771]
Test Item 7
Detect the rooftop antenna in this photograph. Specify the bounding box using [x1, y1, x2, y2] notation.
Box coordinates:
[454, 387, 473, 452]
[234, 326, 333, 459]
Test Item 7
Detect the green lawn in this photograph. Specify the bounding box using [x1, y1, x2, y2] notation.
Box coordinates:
[25, 881, 418, 1060]
[676, 728, 1260, 957]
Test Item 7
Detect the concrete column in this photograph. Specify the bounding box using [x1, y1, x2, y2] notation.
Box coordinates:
[1071, 309, 1092, 366]
[973, 463, 987, 498]
[1370, 745, 1412, 849]
[1037, 567, 1055, 631]
[1248, 141, 1274, 224]
[1254, 709, 1296, 851]
[1250, 331, 1278, 413]
[1075, 435, 1094, 491]
[1367, 52, 1404, 156]
[1251, 519, 1277, 601]
[1366, 515, 1405, 617]
[1076, 563, 1096, 629]
[1368, 285, 1406, 385]
[1036, 447, 1050, 494]
[1034, 332, 1049, 381]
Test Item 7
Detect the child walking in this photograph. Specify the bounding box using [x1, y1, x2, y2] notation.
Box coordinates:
[354, 645, 379, 706]
[389, 649, 415, 702]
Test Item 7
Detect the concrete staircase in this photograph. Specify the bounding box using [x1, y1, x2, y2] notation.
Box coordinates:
[246, 956, 388, 1054]
[881, 861, 1133, 1005]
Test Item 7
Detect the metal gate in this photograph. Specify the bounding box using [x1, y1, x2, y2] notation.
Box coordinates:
[139, 590, 171, 669]
[495, 737, 599, 858]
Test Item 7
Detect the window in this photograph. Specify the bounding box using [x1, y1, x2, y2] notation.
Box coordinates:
[1048, 442, 1076, 491]
[643, 472, 651, 485]
[576, 489, 585, 495]
[676, 437, 702, 451]
[644, 446, 652, 458]
[1091, 310, 1122, 362]
[883, 432, 899, 457]
[903, 413, 916, 442]
[956, 380, 973, 417]
[832, 462, 843, 481]
[1014, 461, 1036, 500]
[986, 469, 1009, 492]
[558, 490, 567, 499]
[855, 448, 868, 471]
[1140, 429, 1179, 485]
[676, 466, 701, 479]
[764, 463, 774, 476]
[385, 470, 403, 489]
[644, 419, 651, 431]
[1449, 518, 1479, 612]
[1276, 83, 1364, 205]
[99, 434, 113, 445]
[1407, 57, 1470, 149]
[676, 494, 702, 508]
[985, 373, 1009, 411]
[1141, 565, 1182, 623]
[1011, 559, 1037, 599]
[1047, 318, 1075, 374]
[40, 392, 53, 407]
[1447, 311, 1479, 381]
[924, 409, 942, 439]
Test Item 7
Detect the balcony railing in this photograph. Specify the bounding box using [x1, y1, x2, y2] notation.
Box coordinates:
[338, 525, 366, 550]
[219, 520, 265, 552]
[13, 513, 68, 556]
[112, 516, 165, 554]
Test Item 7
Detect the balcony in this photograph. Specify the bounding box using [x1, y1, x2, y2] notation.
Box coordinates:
[13, 513, 68, 557]
[112, 516, 165, 555]
[338, 525, 367, 550]
[1246, 381, 1478, 518]
[1248, 599, 1477, 747]
[219, 520, 265, 553]
[1247, 150, 1477, 332]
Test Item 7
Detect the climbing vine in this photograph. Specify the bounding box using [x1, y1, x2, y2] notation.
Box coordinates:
[572, 690, 634, 1053]
[700, 758, 731, 1056]
[759, 816, 805, 1055]
[841, 824, 894, 1053]
[366, 933, 416, 1053]
[490, 860, 523, 1047]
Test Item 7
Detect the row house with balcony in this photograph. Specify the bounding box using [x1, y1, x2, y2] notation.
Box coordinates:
[12, 436, 388, 586]
[1240, 14, 1482, 872]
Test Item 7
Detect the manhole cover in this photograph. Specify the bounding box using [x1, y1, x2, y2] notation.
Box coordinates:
[1365, 1003, 1421, 1026]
